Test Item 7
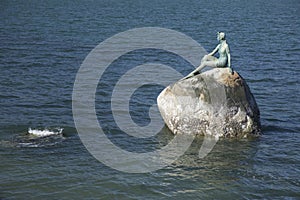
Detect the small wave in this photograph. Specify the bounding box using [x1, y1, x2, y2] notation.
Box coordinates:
[262, 125, 299, 134]
[28, 128, 63, 137]
[7, 127, 66, 148]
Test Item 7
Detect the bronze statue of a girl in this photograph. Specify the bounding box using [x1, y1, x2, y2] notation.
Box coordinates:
[184, 32, 232, 79]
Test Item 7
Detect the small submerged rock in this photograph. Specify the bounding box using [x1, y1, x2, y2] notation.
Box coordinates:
[157, 68, 261, 138]
[28, 127, 63, 137]
[12, 128, 65, 147]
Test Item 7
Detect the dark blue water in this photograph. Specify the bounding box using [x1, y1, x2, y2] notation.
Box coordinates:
[1, 0, 300, 199]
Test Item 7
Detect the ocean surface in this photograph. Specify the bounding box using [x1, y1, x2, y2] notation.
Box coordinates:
[1, 0, 300, 199]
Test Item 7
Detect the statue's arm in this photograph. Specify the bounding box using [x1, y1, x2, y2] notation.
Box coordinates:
[208, 44, 220, 56]
[226, 46, 231, 67]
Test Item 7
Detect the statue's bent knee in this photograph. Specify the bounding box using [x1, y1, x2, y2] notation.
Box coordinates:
[201, 55, 208, 62]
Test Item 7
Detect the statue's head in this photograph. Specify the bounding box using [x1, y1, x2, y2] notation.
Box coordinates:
[217, 32, 226, 41]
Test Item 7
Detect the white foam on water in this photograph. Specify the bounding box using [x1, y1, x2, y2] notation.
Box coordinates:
[28, 128, 63, 137]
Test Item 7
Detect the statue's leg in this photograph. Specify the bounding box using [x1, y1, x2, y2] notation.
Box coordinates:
[189, 56, 218, 75]
[200, 60, 218, 69]
[181, 56, 217, 80]
[203, 55, 217, 62]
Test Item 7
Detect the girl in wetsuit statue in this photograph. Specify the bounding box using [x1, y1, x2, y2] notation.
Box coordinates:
[185, 32, 232, 79]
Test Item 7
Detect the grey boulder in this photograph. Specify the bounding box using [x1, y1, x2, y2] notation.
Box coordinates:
[157, 68, 261, 138]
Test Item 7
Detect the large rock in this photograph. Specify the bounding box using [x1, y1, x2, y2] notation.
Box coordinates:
[157, 68, 261, 138]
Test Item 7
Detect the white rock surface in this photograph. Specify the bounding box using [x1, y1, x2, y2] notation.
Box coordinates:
[157, 68, 261, 138]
